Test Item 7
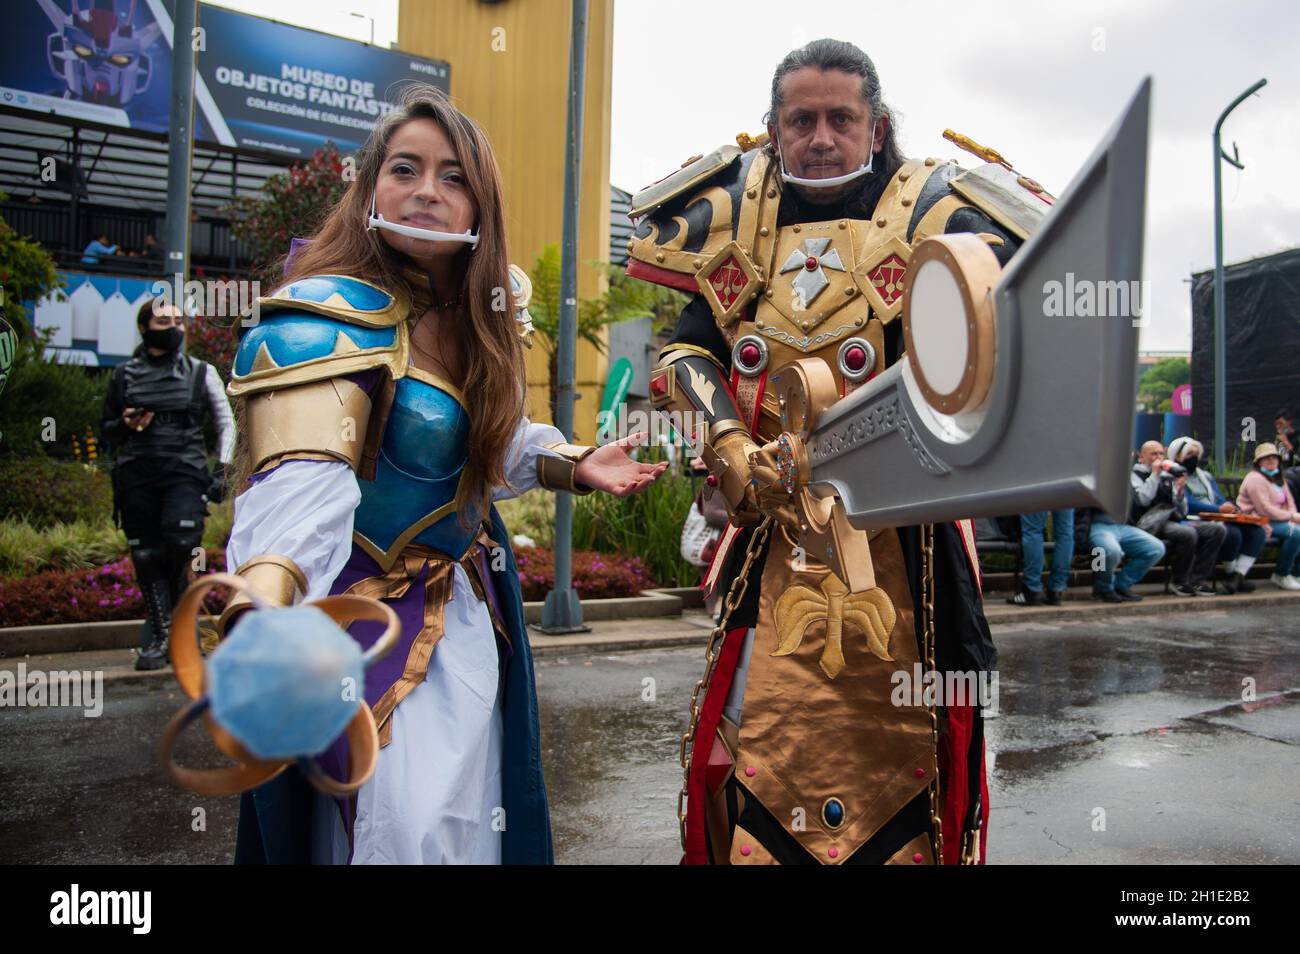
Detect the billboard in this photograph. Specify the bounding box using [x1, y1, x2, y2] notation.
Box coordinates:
[2, 0, 450, 158]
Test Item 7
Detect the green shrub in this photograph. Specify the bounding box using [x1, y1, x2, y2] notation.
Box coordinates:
[0, 332, 108, 459]
[202, 498, 234, 551]
[0, 457, 113, 526]
[0, 517, 128, 578]
[573, 456, 699, 588]
[496, 490, 555, 548]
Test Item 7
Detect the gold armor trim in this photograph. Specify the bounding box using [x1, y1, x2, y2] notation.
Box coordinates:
[629, 144, 742, 219]
[729, 821, 777, 865]
[227, 321, 408, 398]
[884, 832, 936, 865]
[695, 240, 761, 327]
[404, 365, 467, 410]
[351, 476, 468, 573]
[948, 162, 1052, 241]
[536, 441, 597, 494]
[257, 274, 407, 328]
[629, 150, 780, 315]
[901, 234, 1001, 416]
[218, 554, 308, 636]
[244, 375, 373, 474]
[657, 342, 726, 374]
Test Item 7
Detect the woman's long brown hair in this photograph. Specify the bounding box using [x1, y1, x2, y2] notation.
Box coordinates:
[234, 84, 524, 524]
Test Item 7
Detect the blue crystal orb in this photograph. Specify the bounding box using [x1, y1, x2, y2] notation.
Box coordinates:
[207, 605, 365, 761]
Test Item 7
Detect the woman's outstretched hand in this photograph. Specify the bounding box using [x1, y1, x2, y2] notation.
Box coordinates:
[574, 432, 669, 497]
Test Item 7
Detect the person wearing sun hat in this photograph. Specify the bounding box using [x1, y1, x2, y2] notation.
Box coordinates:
[1235, 443, 1300, 590]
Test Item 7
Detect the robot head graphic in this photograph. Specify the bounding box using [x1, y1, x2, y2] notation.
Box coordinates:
[44, 0, 162, 108]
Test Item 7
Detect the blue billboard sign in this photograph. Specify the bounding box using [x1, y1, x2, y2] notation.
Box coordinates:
[1, 0, 450, 158]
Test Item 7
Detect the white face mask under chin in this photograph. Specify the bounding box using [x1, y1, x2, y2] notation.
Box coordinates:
[777, 123, 877, 189]
[366, 193, 480, 248]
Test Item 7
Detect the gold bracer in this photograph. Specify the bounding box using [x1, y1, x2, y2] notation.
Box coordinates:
[537, 441, 597, 494]
[245, 375, 374, 475]
[217, 554, 308, 636]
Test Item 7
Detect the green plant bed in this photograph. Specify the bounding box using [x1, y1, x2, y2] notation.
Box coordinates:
[0, 458, 114, 527]
[573, 467, 699, 588]
[496, 466, 702, 589]
[0, 518, 128, 578]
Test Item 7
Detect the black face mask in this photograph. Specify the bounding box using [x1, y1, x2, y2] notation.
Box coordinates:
[143, 326, 184, 352]
[1182, 456, 1200, 473]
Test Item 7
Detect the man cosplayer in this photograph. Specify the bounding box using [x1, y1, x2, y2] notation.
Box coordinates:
[628, 39, 1052, 864]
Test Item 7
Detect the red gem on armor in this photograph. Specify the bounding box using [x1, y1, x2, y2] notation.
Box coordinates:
[804, 256, 818, 271]
[739, 342, 761, 368]
[740, 845, 752, 857]
[650, 374, 667, 397]
[914, 767, 926, 778]
[828, 847, 839, 859]
[706, 474, 718, 488]
[912, 852, 924, 864]
[844, 345, 868, 372]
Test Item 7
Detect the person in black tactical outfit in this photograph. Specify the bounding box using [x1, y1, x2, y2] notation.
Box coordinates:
[102, 299, 235, 670]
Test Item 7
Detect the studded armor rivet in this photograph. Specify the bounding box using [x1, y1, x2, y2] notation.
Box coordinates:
[901, 197, 912, 207]
[924, 157, 936, 166]
[760, 227, 769, 236]
[899, 172, 910, 182]
[747, 188, 757, 199]
[838, 220, 847, 229]
[767, 188, 777, 198]
[655, 252, 665, 263]
[844, 287, 854, 297]
[692, 259, 702, 269]
[792, 225, 801, 233]
[876, 217, 886, 227]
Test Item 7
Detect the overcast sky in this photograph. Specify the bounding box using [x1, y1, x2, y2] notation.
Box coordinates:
[210, 0, 1299, 352]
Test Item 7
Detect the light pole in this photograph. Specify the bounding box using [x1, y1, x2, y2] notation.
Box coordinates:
[539, 0, 590, 634]
[1212, 78, 1266, 471]
[164, 0, 199, 288]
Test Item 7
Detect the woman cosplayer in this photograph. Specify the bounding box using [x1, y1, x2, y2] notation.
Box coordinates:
[222, 85, 665, 864]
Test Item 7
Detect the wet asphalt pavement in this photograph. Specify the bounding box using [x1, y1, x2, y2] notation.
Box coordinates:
[1, 604, 1296, 864]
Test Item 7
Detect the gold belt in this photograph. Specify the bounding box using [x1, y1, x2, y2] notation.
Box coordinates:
[342, 528, 504, 747]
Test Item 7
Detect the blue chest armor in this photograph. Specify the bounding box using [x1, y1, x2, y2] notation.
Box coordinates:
[353, 374, 478, 562]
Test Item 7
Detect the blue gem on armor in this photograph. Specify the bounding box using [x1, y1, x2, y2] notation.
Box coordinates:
[823, 798, 845, 828]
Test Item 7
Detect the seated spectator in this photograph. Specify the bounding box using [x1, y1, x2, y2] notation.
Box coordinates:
[142, 234, 165, 264]
[1080, 505, 1164, 603]
[1007, 509, 1074, 607]
[1236, 443, 1300, 590]
[1132, 440, 1226, 597]
[81, 233, 119, 266]
[1168, 437, 1264, 593]
[1275, 410, 1300, 508]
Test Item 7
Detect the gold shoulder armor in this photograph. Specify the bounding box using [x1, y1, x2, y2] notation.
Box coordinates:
[948, 163, 1055, 242]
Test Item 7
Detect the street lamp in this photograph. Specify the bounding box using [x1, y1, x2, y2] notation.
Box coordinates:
[1212, 78, 1266, 472]
[539, 0, 590, 634]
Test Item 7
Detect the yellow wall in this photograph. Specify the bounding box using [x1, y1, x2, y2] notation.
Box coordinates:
[399, 0, 614, 443]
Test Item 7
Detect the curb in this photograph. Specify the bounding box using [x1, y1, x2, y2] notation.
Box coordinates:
[0, 586, 705, 657]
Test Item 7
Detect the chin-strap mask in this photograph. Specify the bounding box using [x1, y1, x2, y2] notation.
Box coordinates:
[366, 193, 480, 248]
[777, 121, 877, 189]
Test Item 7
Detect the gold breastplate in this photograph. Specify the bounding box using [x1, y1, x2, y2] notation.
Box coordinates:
[718, 156, 968, 442]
